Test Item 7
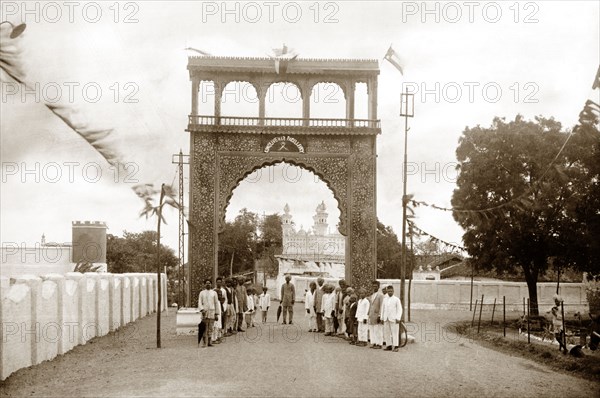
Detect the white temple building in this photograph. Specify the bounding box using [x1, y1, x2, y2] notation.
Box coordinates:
[274, 202, 346, 293]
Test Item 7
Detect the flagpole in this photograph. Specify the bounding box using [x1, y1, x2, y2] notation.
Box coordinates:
[399, 88, 414, 322]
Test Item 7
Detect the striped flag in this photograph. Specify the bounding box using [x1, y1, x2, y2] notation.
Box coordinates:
[45, 103, 123, 166]
[384, 46, 404, 75]
[0, 24, 124, 169]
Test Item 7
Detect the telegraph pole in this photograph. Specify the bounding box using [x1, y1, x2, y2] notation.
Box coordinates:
[172, 150, 189, 307]
[399, 89, 414, 322]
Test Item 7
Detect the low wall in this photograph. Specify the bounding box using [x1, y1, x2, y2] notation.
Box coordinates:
[378, 279, 588, 313]
[0, 272, 167, 381]
[280, 276, 588, 313]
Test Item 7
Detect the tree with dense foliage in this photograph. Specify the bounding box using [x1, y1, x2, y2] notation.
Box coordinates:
[452, 115, 599, 315]
[218, 208, 260, 276]
[106, 231, 178, 274]
[218, 209, 285, 278]
[257, 213, 283, 277]
[376, 220, 403, 279]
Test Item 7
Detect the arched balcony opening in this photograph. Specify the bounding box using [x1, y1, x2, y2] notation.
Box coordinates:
[310, 82, 346, 124]
[354, 82, 369, 120]
[265, 82, 303, 119]
[221, 81, 259, 123]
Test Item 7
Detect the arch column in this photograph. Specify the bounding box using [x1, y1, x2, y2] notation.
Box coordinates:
[368, 78, 378, 124]
[214, 81, 223, 125]
[301, 83, 311, 126]
[191, 79, 200, 116]
[257, 84, 266, 125]
[345, 80, 355, 127]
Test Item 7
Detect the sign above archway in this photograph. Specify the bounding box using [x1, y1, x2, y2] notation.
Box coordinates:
[263, 135, 306, 153]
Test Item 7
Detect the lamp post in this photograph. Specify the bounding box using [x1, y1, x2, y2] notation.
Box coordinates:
[0, 21, 26, 38]
[399, 88, 414, 322]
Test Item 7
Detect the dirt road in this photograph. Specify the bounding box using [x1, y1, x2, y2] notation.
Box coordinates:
[1, 306, 597, 397]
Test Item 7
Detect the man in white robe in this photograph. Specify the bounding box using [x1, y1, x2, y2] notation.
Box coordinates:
[381, 285, 402, 352]
[198, 279, 221, 347]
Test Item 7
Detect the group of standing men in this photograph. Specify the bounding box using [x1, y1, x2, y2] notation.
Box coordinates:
[304, 278, 403, 352]
[197, 276, 271, 347]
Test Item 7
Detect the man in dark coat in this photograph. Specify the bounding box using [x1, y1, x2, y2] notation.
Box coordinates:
[314, 277, 325, 332]
[235, 277, 247, 332]
[280, 275, 296, 324]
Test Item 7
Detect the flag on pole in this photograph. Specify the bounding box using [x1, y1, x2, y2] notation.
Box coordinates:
[268, 44, 298, 74]
[384, 46, 404, 75]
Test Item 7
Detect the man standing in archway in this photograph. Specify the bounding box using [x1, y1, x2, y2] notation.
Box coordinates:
[315, 277, 325, 332]
[280, 275, 296, 324]
[235, 277, 247, 332]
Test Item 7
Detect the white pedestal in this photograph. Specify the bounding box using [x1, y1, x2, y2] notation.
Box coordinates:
[176, 307, 202, 335]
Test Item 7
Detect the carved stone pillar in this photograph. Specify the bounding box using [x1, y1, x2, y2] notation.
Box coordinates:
[257, 85, 266, 126]
[188, 133, 218, 306]
[302, 83, 311, 126]
[368, 78, 378, 122]
[214, 81, 223, 125]
[347, 136, 377, 291]
[191, 79, 199, 117]
[346, 81, 355, 126]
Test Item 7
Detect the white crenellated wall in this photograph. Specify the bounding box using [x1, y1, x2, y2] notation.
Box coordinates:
[0, 272, 167, 381]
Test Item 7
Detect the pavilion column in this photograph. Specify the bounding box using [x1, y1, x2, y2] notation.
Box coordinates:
[191, 79, 199, 124]
[368, 78, 378, 125]
[258, 85, 266, 126]
[214, 81, 223, 125]
[346, 81, 355, 127]
[302, 83, 311, 126]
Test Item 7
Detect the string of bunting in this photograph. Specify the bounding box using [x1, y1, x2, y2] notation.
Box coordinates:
[408, 127, 576, 218]
[407, 220, 466, 253]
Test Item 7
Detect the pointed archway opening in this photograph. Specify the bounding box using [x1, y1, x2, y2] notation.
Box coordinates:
[219, 162, 346, 290]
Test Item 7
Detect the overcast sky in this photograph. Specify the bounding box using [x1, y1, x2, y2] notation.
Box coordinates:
[1, 1, 598, 258]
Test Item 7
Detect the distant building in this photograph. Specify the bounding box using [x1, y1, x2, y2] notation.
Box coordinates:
[274, 202, 346, 295]
[0, 221, 107, 278]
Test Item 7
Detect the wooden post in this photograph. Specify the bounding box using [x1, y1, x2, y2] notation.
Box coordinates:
[477, 295, 484, 334]
[471, 299, 478, 327]
[523, 297, 526, 316]
[503, 296, 506, 337]
[491, 298, 497, 325]
[469, 261, 474, 311]
[527, 298, 530, 344]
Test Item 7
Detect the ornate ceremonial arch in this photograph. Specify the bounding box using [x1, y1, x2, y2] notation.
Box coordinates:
[186, 55, 381, 305]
